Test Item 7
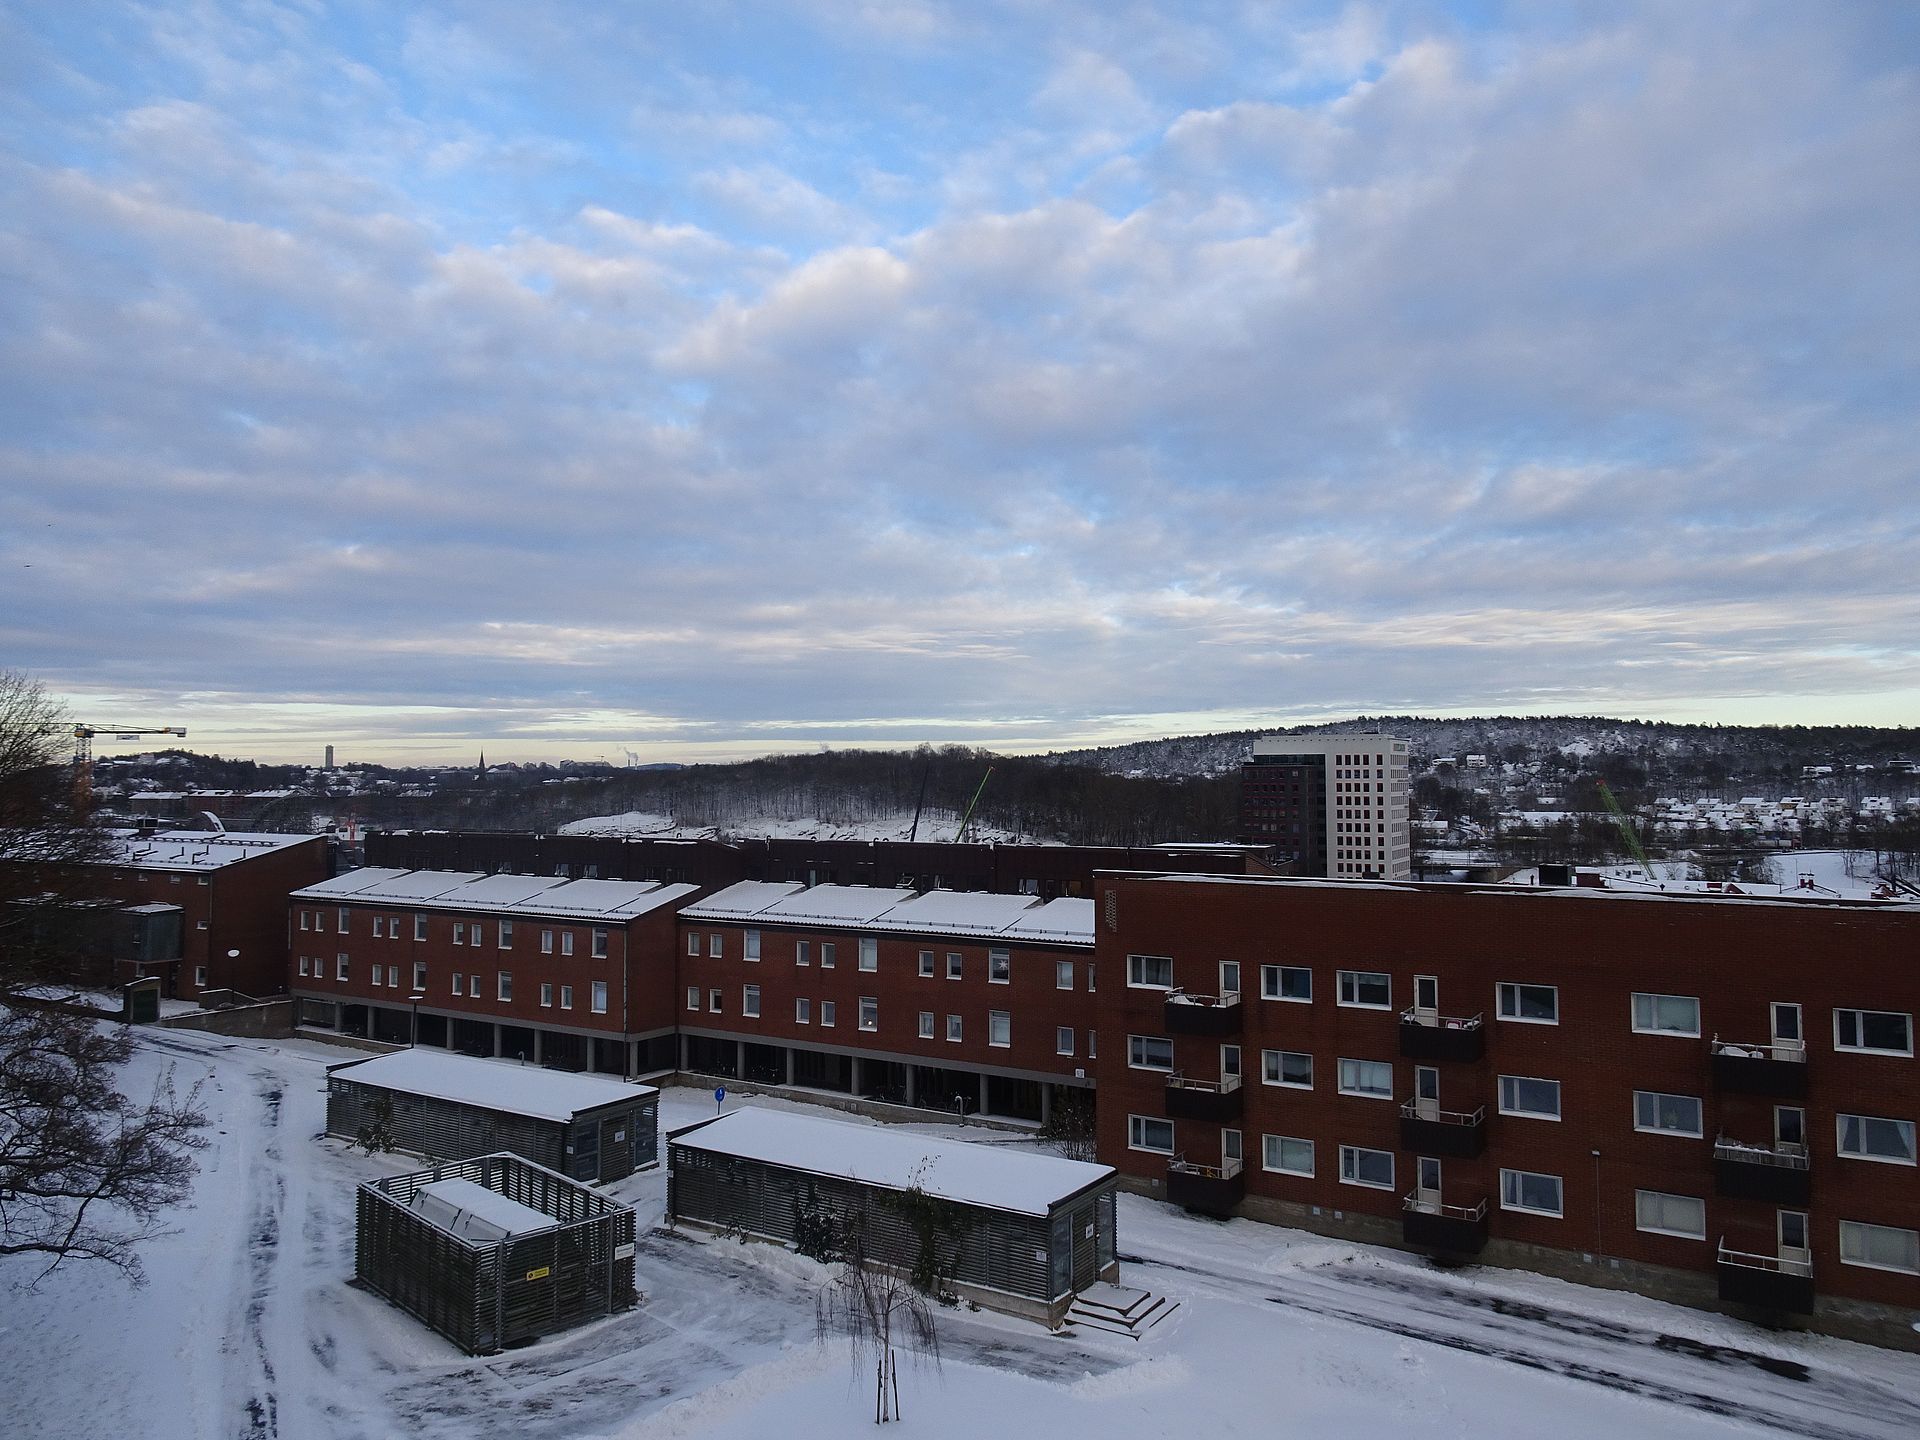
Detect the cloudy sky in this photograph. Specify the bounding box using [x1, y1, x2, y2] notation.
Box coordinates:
[3, 3, 1916, 765]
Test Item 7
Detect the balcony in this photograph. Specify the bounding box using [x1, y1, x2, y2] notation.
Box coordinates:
[1165, 1071, 1243, 1123]
[1399, 1099, 1487, 1158]
[1164, 989, 1242, 1037]
[1716, 1239, 1814, 1314]
[1167, 1156, 1244, 1217]
[1399, 1010, 1486, 1063]
[1402, 1194, 1489, 1257]
[1709, 1037, 1808, 1098]
[1712, 1135, 1812, 1205]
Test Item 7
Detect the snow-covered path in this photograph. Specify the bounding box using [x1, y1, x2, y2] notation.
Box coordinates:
[2, 1026, 1916, 1440]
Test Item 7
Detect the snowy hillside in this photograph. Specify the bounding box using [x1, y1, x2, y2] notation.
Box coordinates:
[557, 809, 1046, 845]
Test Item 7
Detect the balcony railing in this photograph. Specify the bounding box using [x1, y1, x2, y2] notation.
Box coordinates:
[1166, 1154, 1245, 1217]
[1709, 1036, 1808, 1098]
[1398, 1010, 1486, 1062]
[1165, 1070, 1244, 1122]
[1165, 988, 1243, 1037]
[1399, 1099, 1487, 1157]
[1716, 1238, 1814, 1313]
[1402, 1193, 1490, 1256]
[1712, 1135, 1812, 1204]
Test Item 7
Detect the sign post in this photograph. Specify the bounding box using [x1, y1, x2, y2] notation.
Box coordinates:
[714, 1085, 726, 1115]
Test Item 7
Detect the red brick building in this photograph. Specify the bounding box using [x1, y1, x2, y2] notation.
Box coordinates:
[287, 869, 694, 1073]
[674, 882, 1096, 1123]
[85, 829, 331, 999]
[1093, 870, 1920, 1344]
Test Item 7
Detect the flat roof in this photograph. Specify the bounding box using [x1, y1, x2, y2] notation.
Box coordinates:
[293, 868, 697, 921]
[681, 881, 1095, 947]
[670, 1107, 1114, 1218]
[413, 1177, 556, 1241]
[328, 1049, 657, 1123]
[101, 830, 320, 873]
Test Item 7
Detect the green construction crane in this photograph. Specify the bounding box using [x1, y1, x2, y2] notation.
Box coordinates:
[954, 765, 995, 843]
[1595, 778, 1655, 884]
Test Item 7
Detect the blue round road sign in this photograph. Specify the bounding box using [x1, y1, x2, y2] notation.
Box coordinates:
[715, 1086, 726, 1104]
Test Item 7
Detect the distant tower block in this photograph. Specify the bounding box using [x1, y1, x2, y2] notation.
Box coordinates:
[325, 744, 335, 769]
[1239, 732, 1411, 880]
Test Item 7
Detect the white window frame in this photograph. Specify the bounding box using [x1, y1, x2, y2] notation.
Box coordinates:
[1634, 1190, 1706, 1240]
[919, 950, 935, 978]
[820, 1000, 835, 1028]
[1261, 964, 1312, 1002]
[414, 913, 428, 942]
[590, 980, 607, 1014]
[1498, 1075, 1563, 1120]
[412, 960, 427, 993]
[742, 984, 761, 1019]
[1337, 1057, 1393, 1099]
[919, 1011, 935, 1039]
[560, 983, 573, 1010]
[1336, 970, 1391, 1009]
[686, 986, 700, 1012]
[1631, 992, 1701, 1037]
[497, 971, 512, 1003]
[499, 919, 513, 949]
[336, 953, 349, 981]
[946, 1014, 962, 1043]
[1128, 1034, 1174, 1071]
[709, 933, 722, 959]
[452, 971, 464, 996]
[592, 927, 609, 959]
[988, 949, 1010, 984]
[1128, 1115, 1175, 1155]
[709, 987, 722, 1013]
[858, 937, 878, 972]
[687, 931, 700, 957]
[1262, 1049, 1314, 1088]
[988, 1010, 1010, 1048]
[946, 951, 963, 981]
[1263, 1135, 1314, 1177]
[742, 928, 759, 961]
[1499, 1168, 1565, 1217]
[821, 942, 836, 969]
[1056, 1026, 1074, 1056]
[560, 930, 574, 958]
[1496, 982, 1560, 1025]
[796, 940, 811, 966]
[1839, 1219, 1920, 1274]
[1055, 960, 1074, 990]
[1633, 1090, 1704, 1137]
[541, 928, 554, 955]
[1338, 1145, 1394, 1190]
[1836, 1113, 1917, 1166]
[859, 996, 878, 1031]
[1127, 953, 1174, 990]
[796, 997, 811, 1024]
[453, 921, 466, 946]
[540, 982, 553, 1008]
[1833, 1008, 1914, 1056]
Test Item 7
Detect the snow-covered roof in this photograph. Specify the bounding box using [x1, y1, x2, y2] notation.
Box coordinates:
[411, 1177, 556, 1242]
[670, 1107, 1113, 1217]
[293, 868, 697, 921]
[679, 881, 1096, 946]
[328, 1049, 657, 1122]
[1115, 871, 1916, 912]
[101, 830, 322, 872]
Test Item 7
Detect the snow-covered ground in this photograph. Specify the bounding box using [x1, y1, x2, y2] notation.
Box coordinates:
[557, 810, 1046, 845]
[3, 1029, 1917, 1439]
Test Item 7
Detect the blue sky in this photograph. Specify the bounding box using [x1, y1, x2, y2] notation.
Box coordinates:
[3, 2, 1917, 764]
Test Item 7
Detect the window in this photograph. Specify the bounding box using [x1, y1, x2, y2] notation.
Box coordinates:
[821, 943, 836, 969]
[709, 933, 722, 959]
[1261, 965, 1312, 1002]
[1128, 953, 1174, 988]
[739, 929, 759, 961]
[1839, 1220, 1920, 1274]
[821, 1001, 836, 1028]
[497, 972, 512, 1002]
[1262, 1050, 1313, 1088]
[1129, 1035, 1174, 1070]
[540, 982, 553, 1008]
[1836, 1113, 1917, 1165]
[1337, 1058, 1393, 1098]
[687, 931, 700, 957]
[560, 984, 572, 1009]
[299, 911, 309, 931]
[796, 940, 811, 966]
[742, 984, 760, 1018]
[1834, 1008, 1913, 1056]
[1339, 1145, 1394, 1189]
[593, 928, 609, 959]
[797, 998, 812, 1024]
[412, 961, 427, 993]
[591, 980, 606, 1014]
[1499, 1075, 1563, 1119]
[338, 907, 350, 933]
[946, 951, 963, 981]
[1057, 1026, 1074, 1056]
[920, 950, 936, 978]
[1263, 1135, 1314, 1177]
[467, 975, 482, 997]
[560, 930, 574, 957]
[194, 965, 207, 987]
[541, 928, 554, 955]
[1056, 960, 1074, 990]
[1632, 992, 1701, 1036]
[371, 917, 384, 939]
[1635, 1191, 1706, 1240]
[369, 965, 383, 989]
[989, 1011, 1010, 1047]
[919, 1011, 935, 1039]
[1633, 1091, 1703, 1136]
[709, 988, 722, 1013]
[386, 964, 398, 988]
[989, 949, 1010, 984]
[858, 937, 877, 972]
[686, 986, 699, 1012]
[453, 921, 466, 946]
[1497, 982, 1559, 1024]
[499, 919, 513, 949]
[1337, 970, 1390, 1009]
[1128, 1115, 1175, 1154]
[414, 913, 428, 941]
[469, 922, 484, 948]
[1500, 1168, 1564, 1217]
[945, 1013, 964, 1042]
[859, 997, 878, 1031]
[452, 972, 463, 995]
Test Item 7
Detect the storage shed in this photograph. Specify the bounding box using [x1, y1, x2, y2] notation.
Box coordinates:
[667, 1107, 1119, 1325]
[326, 1049, 658, 1183]
[355, 1153, 637, 1354]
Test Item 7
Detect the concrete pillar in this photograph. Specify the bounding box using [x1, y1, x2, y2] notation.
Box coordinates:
[978, 1073, 989, 1116]
[1040, 1084, 1052, 1126]
[904, 1066, 917, 1108]
[492, 1023, 503, 1058]
[679, 1032, 689, 1070]
[532, 1028, 543, 1064]
[784, 1046, 795, 1086]
[735, 1038, 745, 1080]
[850, 1055, 863, 1096]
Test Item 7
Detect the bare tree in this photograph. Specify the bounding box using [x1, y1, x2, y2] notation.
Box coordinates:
[815, 1211, 943, 1424]
[0, 670, 208, 1284]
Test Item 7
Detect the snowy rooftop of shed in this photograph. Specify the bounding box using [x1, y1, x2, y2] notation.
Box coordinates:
[680, 882, 1095, 947]
[329, 1049, 656, 1123]
[101, 830, 319, 873]
[412, 1177, 556, 1242]
[294, 868, 696, 921]
[670, 1107, 1113, 1217]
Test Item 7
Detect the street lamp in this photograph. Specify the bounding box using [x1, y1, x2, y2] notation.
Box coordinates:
[409, 990, 427, 1047]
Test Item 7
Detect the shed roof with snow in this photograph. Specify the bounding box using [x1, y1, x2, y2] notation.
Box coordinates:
[327, 1049, 657, 1124]
[679, 882, 1095, 947]
[293, 868, 697, 921]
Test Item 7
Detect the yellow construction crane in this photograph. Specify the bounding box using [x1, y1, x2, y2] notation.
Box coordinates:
[71, 723, 188, 801]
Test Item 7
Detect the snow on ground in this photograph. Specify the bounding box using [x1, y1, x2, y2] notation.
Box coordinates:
[556, 810, 1045, 845]
[3, 1029, 1917, 1440]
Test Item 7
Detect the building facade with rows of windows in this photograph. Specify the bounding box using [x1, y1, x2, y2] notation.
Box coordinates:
[288, 868, 695, 1073]
[1237, 733, 1411, 879]
[1092, 870, 1920, 1346]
